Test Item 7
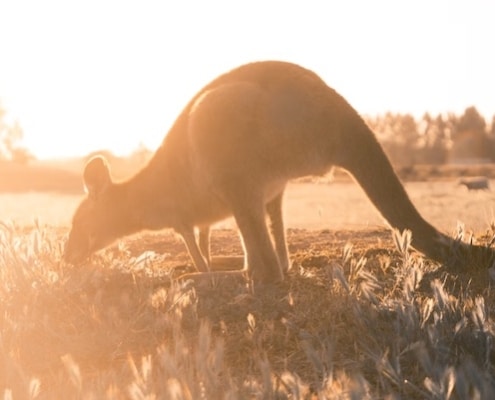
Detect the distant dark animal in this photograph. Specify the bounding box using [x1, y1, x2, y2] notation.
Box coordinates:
[459, 177, 490, 191]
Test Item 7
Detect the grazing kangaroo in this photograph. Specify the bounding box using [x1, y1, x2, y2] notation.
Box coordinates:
[64, 61, 493, 282]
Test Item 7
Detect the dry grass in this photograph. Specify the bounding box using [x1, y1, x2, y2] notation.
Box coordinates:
[1, 222, 495, 399]
[1, 167, 495, 398]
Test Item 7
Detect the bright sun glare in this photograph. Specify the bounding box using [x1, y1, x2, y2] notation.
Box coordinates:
[0, 0, 494, 159]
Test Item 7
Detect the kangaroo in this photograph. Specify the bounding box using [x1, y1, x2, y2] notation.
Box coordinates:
[64, 61, 494, 283]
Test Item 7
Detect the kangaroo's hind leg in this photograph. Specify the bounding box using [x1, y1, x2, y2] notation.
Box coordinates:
[266, 192, 290, 273]
[229, 190, 284, 283]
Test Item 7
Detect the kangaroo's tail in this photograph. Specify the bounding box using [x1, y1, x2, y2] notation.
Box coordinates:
[334, 116, 494, 268]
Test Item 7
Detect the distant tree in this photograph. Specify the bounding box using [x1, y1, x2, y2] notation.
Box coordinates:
[454, 106, 486, 138]
[416, 113, 450, 164]
[374, 112, 419, 145]
[0, 103, 33, 164]
[376, 113, 419, 166]
[445, 112, 459, 139]
[395, 114, 419, 146]
[448, 108, 491, 162]
[368, 109, 495, 166]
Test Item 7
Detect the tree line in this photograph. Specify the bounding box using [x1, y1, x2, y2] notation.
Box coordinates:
[365, 106, 495, 166]
[0, 102, 494, 167]
[0, 104, 32, 163]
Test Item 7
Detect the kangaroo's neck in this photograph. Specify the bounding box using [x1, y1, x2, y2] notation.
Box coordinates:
[118, 115, 195, 231]
[119, 158, 182, 231]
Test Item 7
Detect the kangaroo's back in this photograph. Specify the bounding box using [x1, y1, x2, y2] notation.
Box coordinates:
[149, 62, 358, 183]
[154, 61, 331, 151]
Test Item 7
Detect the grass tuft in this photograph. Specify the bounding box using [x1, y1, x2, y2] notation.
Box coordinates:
[0, 225, 494, 398]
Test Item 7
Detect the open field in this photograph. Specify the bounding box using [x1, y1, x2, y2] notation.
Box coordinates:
[2, 180, 495, 232]
[1, 180, 495, 398]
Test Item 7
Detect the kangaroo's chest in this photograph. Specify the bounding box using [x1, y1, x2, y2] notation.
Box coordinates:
[179, 177, 286, 227]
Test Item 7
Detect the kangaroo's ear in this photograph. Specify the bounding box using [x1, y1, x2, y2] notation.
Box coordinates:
[83, 156, 112, 199]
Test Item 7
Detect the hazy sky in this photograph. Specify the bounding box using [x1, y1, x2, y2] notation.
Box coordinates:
[0, 0, 494, 159]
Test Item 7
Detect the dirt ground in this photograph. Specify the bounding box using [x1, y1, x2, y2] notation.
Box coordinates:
[123, 226, 394, 271]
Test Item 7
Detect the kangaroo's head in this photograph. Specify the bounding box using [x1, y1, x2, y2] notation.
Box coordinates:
[64, 156, 124, 264]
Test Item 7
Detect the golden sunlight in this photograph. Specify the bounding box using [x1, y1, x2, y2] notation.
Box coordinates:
[0, 0, 494, 160]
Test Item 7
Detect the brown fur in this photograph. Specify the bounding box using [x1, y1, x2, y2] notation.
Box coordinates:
[64, 61, 494, 282]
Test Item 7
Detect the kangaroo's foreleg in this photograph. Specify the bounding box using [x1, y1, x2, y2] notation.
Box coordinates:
[198, 226, 211, 266]
[177, 226, 210, 272]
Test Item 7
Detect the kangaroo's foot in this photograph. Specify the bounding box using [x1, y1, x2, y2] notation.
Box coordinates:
[177, 269, 249, 287]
